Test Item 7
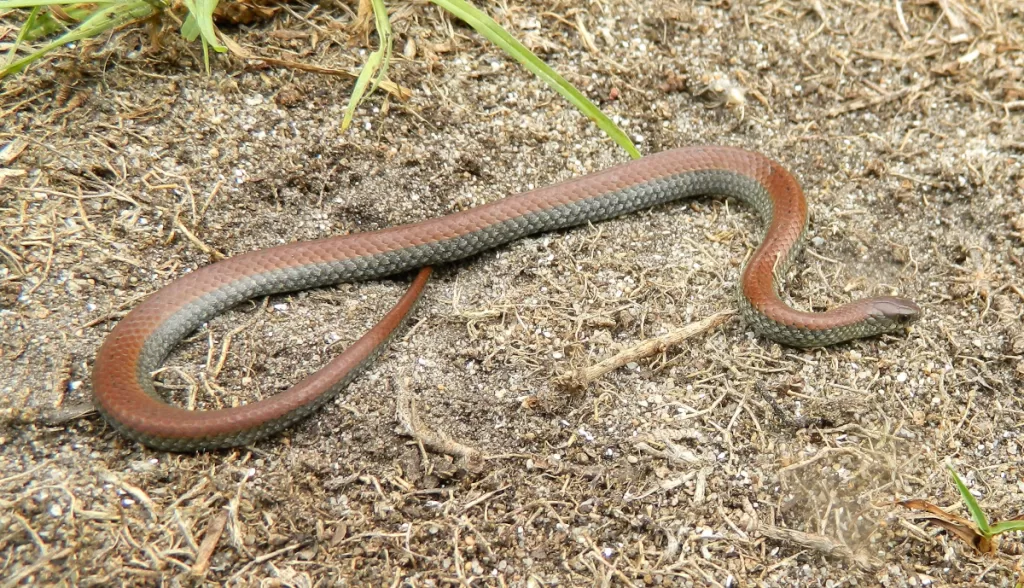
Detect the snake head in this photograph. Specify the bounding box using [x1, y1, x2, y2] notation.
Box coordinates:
[867, 297, 922, 330]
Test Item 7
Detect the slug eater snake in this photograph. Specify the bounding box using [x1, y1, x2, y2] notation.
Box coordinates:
[92, 146, 921, 451]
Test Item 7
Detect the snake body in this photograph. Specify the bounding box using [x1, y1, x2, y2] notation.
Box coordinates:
[92, 146, 920, 451]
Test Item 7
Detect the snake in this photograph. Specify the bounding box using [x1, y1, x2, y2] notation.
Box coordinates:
[91, 146, 921, 451]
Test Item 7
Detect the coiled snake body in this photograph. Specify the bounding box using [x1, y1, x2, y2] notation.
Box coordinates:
[92, 146, 921, 451]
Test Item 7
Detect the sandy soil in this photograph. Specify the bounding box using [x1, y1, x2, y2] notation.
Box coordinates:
[2, 0, 1024, 585]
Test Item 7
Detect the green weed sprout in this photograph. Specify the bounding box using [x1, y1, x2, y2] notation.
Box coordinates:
[947, 465, 1024, 550]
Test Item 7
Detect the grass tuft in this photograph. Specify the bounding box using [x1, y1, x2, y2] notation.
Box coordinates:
[3, 0, 635, 163]
[1, 0, 159, 79]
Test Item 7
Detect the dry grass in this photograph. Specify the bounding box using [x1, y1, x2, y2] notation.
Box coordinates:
[2, 0, 1023, 584]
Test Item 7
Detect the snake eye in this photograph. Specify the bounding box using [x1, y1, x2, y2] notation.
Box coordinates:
[869, 298, 922, 325]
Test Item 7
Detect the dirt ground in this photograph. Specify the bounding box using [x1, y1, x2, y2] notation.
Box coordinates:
[2, 0, 1024, 585]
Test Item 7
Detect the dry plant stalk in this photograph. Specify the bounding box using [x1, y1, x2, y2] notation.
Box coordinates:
[758, 524, 880, 571]
[558, 310, 736, 391]
[396, 376, 481, 462]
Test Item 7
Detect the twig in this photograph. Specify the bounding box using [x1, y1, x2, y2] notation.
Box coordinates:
[174, 216, 225, 260]
[101, 472, 159, 520]
[0, 548, 72, 588]
[756, 381, 828, 429]
[191, 510, 228, 577]
[219, 35, 411, 101]
[758, 524, 879, 571]
[396, 375, 481, 462]
[558, 310, 736, 391]
[827, 81, 933, 117]
[227, 543, 304, 583]
[779, 447, 865, 475]
[0, 242, 25, 276]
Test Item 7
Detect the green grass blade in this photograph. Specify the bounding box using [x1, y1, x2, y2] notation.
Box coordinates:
[180, 0, 225, 73]
[0, 0, 156, 79]
[182, 0, 225, 53]
[365, 0, 392, 101]
[988, 520, 1024, 536]
[341, 49, 383, 132]
[4, 5, 41, 65]
[341, 0, 392, 132]
[948, 466, 990, 536]
[20, 5, 101, 41]
[1, 2, 107, 47]
[0, 0, 109, 7]
[200, 28, 211, 72]
[181, 12, 200, 42]
[428, 0, 639, 160]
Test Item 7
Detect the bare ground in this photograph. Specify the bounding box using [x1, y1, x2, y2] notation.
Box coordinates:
[2, 0, 1024, 585]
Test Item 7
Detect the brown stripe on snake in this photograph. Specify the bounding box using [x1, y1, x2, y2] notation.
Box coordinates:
[91, 146, 921, 451]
